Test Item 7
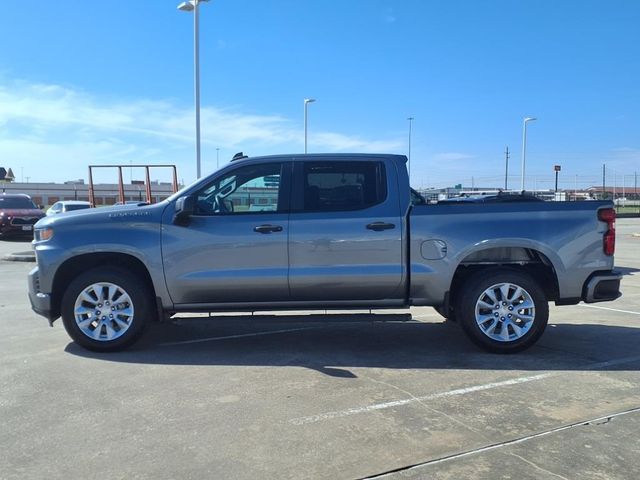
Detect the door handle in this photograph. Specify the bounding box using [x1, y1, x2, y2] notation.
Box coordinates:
[366, 222, 395, 231]
[254, 224, 283, 234]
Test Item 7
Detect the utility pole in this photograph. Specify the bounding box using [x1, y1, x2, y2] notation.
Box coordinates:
[602, 164, 606, 200]
[504, 146, 510, 190]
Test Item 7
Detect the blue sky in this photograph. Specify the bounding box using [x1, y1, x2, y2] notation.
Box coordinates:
[0, 0, 638, 190]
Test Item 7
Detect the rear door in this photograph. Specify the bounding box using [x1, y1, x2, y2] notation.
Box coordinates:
[288, 158, 404, 301]
[162, 161, 291, 305]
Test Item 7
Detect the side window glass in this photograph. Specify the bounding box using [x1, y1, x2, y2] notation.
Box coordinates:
[302, 161, 386, 212]
[194, 163, 282, 215]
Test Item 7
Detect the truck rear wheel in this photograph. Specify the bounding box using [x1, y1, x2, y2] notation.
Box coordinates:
[61, 267, 153, 352]
[458, 269, 548, 353]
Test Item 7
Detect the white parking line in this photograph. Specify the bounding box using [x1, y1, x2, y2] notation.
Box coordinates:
[289, 354, 640, 426]
[578, 304, 640, 316]
[290, 373, 555, 425]
[159, 326, 326, 346]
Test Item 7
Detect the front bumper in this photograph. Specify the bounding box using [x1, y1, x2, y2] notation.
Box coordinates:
[582, 271, 622, 303]
[28, 267, 57, 323]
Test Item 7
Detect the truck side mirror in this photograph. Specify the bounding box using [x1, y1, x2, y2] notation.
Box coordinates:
[173, 195, 195, 226]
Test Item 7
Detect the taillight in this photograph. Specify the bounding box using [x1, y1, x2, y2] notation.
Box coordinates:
[598, 208, 616, 256]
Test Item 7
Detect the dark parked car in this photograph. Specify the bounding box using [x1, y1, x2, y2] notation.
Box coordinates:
[0, 193, 45, 238]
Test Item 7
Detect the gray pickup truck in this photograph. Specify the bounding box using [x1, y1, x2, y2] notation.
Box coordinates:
[28, 154, 621, 353]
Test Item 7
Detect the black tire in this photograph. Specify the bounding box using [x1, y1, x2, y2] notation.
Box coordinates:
[457, 268, 548, 353]
[61, 267, 154, 352]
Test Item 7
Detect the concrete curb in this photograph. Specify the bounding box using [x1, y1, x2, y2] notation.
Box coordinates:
[2, 251, 36, 262]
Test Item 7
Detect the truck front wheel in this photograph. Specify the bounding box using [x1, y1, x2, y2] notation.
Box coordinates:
[60, 267, 153, 352]
[458, 269, 548, 353]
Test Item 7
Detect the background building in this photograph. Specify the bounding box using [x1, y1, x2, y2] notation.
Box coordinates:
[0, 180, 178, 207]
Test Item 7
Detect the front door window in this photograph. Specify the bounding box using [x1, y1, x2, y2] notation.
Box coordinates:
[194, 163, 283, 215]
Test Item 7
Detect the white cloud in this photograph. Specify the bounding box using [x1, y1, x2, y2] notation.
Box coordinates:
[0, 79, 403, 182]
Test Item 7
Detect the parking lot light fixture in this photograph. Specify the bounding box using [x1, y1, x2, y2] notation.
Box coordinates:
[177, 1, 195, 11]
[177, 0, 211, 179]
[407, 117, 414, 181]
[520, 116, 537, 191]
[304, 98, 316, 154]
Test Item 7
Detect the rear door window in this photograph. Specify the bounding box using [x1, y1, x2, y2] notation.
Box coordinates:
[300, 161, 386, 212]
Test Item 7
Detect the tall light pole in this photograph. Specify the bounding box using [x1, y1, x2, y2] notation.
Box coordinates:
[407, 117, 414, 181]
[304, 98, 316, 154]
[178, 0, 210, 179]
[520, 116, 537, 191]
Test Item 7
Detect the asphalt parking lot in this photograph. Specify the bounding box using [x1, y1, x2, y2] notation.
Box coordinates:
[1, 220, 639, 480]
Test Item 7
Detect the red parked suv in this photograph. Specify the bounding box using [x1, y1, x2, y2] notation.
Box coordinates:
[0, 193, 45, 238]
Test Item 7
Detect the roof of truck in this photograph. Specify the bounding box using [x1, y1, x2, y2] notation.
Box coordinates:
[230, 153, 408, 163]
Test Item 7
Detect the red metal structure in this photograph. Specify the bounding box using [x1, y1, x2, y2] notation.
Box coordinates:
[87, 164, 179, 207]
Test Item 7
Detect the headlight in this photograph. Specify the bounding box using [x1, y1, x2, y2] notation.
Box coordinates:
[34, 227, 54, 242]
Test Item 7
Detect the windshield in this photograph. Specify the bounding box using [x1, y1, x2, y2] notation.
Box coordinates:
[65, 204, 91, 211]
[0, 197, 38, 209]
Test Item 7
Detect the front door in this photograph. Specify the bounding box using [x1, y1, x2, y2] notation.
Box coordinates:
[162, 161, 291, 305]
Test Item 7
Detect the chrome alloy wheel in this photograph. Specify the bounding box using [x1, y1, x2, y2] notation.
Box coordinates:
[73, 282, 135, 341]
[474, 282, 535, 342]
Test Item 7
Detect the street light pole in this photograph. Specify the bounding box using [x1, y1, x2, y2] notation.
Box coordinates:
[520, 116, 537, 191]
[304, 98, 316, 154]
[178, 0, 210, 179]
[407, 117, 414, 181]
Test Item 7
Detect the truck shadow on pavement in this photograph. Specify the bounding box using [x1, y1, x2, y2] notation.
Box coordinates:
[65, 314, 640, 377]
